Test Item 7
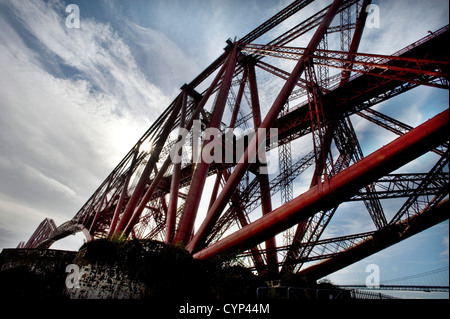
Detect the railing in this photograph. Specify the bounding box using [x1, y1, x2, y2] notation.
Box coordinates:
[350, 289, 398, 300]
[339, 285, 449, 293]
[256, 286, 399, 300]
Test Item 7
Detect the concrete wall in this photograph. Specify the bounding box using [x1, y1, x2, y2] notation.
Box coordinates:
[0, 248, 145, 299]
[64, 263, 145, 299]
[0, 248, 76, 274]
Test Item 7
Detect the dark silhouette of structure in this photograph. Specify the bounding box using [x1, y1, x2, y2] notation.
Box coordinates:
[19, 0, 449, 281]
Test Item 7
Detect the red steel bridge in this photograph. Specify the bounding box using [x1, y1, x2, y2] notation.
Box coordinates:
[19, 0, 449, 280]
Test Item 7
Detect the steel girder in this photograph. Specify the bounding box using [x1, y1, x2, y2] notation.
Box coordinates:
[21, 0, 449, 281]
[193, 110, 449, 259]
[298, 198, 449, 280]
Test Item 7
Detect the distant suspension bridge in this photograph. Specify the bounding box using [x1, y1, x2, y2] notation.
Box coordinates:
[338, 266, 450, 293]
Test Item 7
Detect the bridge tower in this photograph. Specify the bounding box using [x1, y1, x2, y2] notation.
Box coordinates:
[21, 0, 449, 281]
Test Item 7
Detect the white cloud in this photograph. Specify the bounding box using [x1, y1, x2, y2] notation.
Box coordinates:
[0, 0, 182, 248]
[122, 22, 200, 94]
[4, 0, 169, 116]
[359, 0, 449, 55]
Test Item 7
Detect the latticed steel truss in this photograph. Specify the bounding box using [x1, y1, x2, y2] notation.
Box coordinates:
[21, 0, 449, 280]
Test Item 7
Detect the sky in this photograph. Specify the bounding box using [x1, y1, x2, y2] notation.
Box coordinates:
[0, 0, 448, 299]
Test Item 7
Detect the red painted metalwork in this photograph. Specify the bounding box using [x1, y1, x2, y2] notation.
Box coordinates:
[175, 44, 239, 245]
[298, 198, 449, 280]
[165, 92, 187, 244]
[339, 0, 371, 86]
[114, 96, 184, 235]
[187, 0, 346, 254]
[248, 59, 278, 277]
[109, 146, 140, 234]
[21, 0, 449, 282]
[193, 110, 449, 260]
